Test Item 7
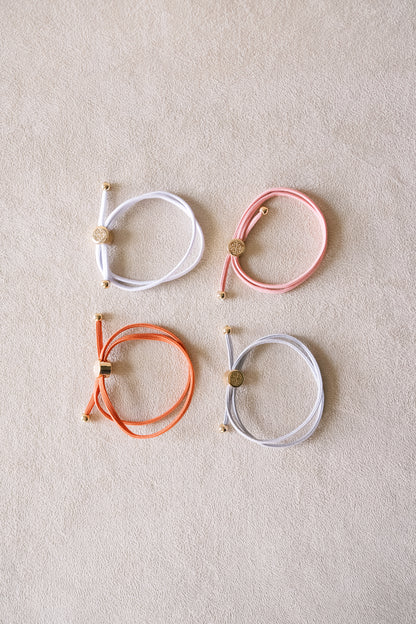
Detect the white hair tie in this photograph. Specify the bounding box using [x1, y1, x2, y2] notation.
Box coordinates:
[92, 183, 205, 291]
[220, 327, 324, 447]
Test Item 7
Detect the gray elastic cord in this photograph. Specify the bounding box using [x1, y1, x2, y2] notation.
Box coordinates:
[224, 333, 324, 447]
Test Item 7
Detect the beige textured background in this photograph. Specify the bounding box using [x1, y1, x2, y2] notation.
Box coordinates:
[1, 1, 415, 622]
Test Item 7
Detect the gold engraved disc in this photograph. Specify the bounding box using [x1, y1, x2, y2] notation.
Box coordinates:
[92, 226, 111, 244]
[227, 369, 244, 387]
[228, 239, 245, 256]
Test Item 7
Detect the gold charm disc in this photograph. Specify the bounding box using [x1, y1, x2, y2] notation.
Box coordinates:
[92, 226, 111, 244]
[227, 369, 244, 387]
[228, 239, 245, 256]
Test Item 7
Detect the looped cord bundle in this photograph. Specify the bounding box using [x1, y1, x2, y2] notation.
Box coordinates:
[221, 328, 324, 447]
[93, 183, 204, 291]
[83, 315, 195, 438]
[218, 188, 327, 298]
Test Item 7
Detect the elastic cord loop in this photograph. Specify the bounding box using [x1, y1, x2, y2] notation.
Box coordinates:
[95, 186, 204, 291]
[83, 318, 195, 438]
[219, 188, 327, 296]
[223, 331, 324, 447]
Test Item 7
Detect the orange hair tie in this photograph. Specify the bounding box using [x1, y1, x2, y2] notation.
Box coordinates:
[83, 314, 195, 438]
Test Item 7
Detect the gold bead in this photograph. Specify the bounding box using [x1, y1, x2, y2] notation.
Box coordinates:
[227, 369, 244, 387]
[93, 360, 112, 378]
[102, 182, 111, 191]
[82, 414, 89, 422]
[101, 280, 110, 289]
[260, 206, 268, 215]
[94, 313, 103, 321]
[219, 424, 228, 433]
[223, 325, 231, 334]
[92, 225, 112, 244]
[228, 238, 245, 256]
[217, 291, 226, 300]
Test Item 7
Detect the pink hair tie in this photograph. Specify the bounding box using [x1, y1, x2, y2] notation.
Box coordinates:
[217, 188, 327, 299]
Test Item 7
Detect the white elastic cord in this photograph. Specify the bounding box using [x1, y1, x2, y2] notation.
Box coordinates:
[95, 188, 205, 291]
[223, 333, 324, 447]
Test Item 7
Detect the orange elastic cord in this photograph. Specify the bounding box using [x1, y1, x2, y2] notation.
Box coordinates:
[83, 315, 195, 438]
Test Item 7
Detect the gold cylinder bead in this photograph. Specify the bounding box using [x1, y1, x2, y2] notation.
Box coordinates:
[93, 360, 112, 378]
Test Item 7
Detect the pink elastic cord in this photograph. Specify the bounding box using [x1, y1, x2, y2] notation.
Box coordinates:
[219, 188, 327, 295]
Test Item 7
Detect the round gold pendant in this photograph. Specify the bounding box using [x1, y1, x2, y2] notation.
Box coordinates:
[228, 239, 245, 256]
[92, 226, 112, 244]
[227, 369, 244, 387]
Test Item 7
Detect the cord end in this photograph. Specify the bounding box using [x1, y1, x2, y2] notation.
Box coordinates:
[102, 182, 111, 191]
[222, 325, 231, 334]
[260, 206, 268, 215]
[82, 414, 90, 422]
[219, 424, 228, 433]
[217, 291, 226, 300]
[101, 280, 110, 289]
[94, 313, 103, 321]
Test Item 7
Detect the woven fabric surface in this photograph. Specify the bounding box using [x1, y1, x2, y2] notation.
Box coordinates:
[1, 1, 415, 622]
